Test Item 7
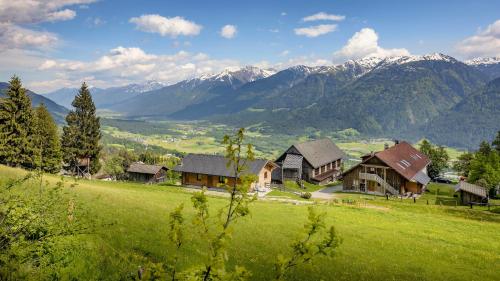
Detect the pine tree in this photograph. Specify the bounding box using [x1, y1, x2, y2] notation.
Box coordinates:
[61, 82, 101, 174]
[0, 75, 36, 168]
[33, 104, 62, 173]
[492, 131, 500, 153]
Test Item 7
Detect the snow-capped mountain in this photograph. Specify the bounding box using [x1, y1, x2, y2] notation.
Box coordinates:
[44, 80, 167, 108]
[464, 57, 500, 80]
[465, 57, 500, 65]
[198, 66, 276, 83]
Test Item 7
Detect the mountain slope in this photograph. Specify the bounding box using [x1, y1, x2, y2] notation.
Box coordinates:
[0, 82, 69, 124]
[212, 54, 489, 137]
[465, 57, 500, 81]
[43, 81, 166, 108]
[420, 77, 500, 148]
[111, 66, 275, 118]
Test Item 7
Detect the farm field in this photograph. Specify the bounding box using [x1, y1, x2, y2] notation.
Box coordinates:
[100, 119, 464, 165]
[1, 165, 498, 281]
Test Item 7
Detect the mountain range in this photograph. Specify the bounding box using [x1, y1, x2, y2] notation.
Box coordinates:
[33, 53, 500, 149]
[0, 82, 68, 124]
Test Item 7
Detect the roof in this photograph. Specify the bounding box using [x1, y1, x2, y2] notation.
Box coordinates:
[282, 154, 303, 169]
[127, 162, 167, 175]
[455, 181, 488, 198]
[374, 141, 431, 182]
[173, 154, 276, 177]
[412, 171, 431, 185]
[292, 139, 345, 168]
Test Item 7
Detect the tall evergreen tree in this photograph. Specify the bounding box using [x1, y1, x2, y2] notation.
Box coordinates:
[61, 82, 101, 174]
[33, 104, 62, 173]
[492, 131, 500, 153]
[0, 76, 36, 168]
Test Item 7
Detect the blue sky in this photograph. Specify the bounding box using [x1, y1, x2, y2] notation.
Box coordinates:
[1, 0, 499, 92]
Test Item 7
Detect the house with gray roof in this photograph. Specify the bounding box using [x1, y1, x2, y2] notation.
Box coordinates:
[127, 162, 168, 183]
[173, 154, 277, 191]
[273, 139, 345, 185]
[455, 181, 489, 205]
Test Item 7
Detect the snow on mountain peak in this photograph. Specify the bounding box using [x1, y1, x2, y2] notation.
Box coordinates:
[198, 66, 276, 83]
[465, 57, 500, 66]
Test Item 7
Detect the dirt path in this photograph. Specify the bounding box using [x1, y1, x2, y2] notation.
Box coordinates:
[311, 185, 343, 200]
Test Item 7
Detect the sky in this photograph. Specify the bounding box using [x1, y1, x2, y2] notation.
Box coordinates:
[0, 0, 499, 93]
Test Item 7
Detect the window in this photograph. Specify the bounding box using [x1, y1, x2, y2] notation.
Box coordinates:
[197, 174, 202, 181]
[219, 176, 225, 183]
[315, 168, 320, 175]
[264, 172, 268, 179]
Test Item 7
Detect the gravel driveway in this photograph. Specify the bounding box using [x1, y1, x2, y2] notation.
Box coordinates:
[311, 184, 342, 200]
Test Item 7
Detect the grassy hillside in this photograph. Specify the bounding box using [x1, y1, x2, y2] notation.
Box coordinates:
[2, 165, 498, 280]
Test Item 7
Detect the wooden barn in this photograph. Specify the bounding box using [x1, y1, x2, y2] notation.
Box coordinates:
[272, 139, 345, 185]
[173, 154, 277, 191]
[455, 181, 489, 205]
[127, 162, 168, 183]
[342, 141, 431, 195]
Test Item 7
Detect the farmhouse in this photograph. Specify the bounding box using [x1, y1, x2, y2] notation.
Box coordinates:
[342, 141, 431, 195]
[127, 162, 168, 183]
[273, 139, 345, 185]
[455, 181, 489, 205]
[173, 154, 277, 191]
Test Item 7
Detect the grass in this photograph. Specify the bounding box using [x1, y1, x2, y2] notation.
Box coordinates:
[3, 165, 498, 280]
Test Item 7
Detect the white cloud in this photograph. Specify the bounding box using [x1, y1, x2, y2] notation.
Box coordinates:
[129, 14, 202, 37]
[0, 23, 58, 50]
[333, 28, 409, 61]
[0, 0, 95, 24]
[279, 50, 290, 56]
[220, 24, 237, 39]
[281, 12, 287, 16]
[46, 9, 76, 22]
[302, 12, 345, 22]
[456, 19, 500, 58]
[25, 46, 241, 92]
[294, 24, 337, 37]
[0, 0, 96, 52]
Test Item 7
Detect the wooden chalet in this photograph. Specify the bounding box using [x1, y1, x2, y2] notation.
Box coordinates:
[342, 141, 431, 195]
[173, 154, 277, 191]
[127, 162, 168, 183]
[455, 181, 489, 205]
[273, 139, 345, 185]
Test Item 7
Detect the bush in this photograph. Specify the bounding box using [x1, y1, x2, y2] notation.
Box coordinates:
[301, 192, 312, 199]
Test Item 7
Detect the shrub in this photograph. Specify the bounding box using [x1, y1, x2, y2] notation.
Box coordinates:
[301, 192, 312, 199]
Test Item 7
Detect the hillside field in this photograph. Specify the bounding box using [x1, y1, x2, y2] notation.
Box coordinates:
[1, 165, 498, 281]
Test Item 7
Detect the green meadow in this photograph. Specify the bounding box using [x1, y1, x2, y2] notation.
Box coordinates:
[1, 165, 498, 280]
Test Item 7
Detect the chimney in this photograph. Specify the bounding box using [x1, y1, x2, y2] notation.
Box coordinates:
[384, 143, 389, 150]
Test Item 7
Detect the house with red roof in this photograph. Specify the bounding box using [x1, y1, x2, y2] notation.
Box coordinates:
[342, 141, 431, 195]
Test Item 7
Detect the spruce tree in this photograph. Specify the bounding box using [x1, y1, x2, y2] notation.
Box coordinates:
[492, 131, 500, 153]
[61, 82, 101, 174]
[33, 104, 62, 173]
[0, 75, 36, 168]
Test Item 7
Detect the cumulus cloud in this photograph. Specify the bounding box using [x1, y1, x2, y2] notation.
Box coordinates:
[27, 46, 241, 92]
[302, 12, 345, 22]
[129, 14, 202, 37]
[220, 25, 237, 39]
[0, 0, 94, 24]
[333, 28, 409, 61]
[0, 0, 95, 51]
[0, 23, 58, 50]
[456, 19, 500, 58]
[294, 24, 337, 37]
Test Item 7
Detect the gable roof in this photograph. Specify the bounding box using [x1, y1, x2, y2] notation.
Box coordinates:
[374, 141, 431, 182]
[292, 139, 345, 168]
[173, 154, 276, 177]
[455, 181, 488, 198]
[283, 154, 303, 169]
[127, 162, 167, 175]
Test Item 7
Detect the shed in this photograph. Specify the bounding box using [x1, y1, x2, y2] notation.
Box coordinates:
[455, 181, 489, 205]
[127, 162, 168, 183]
